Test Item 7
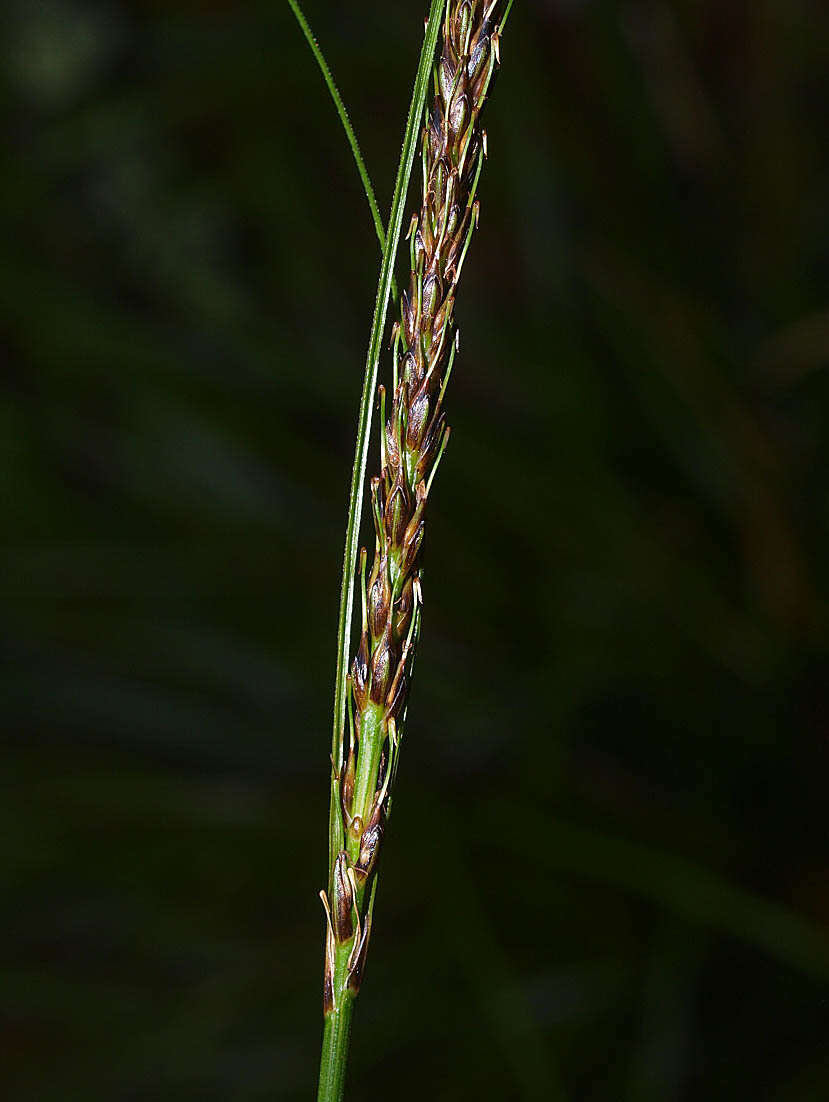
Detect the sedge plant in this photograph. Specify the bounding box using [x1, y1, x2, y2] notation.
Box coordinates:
[289, 2, 513, 1097]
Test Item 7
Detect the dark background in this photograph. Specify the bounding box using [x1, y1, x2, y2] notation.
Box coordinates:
[3, 0, 829, 1098]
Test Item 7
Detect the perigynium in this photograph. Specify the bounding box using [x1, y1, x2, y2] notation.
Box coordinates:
[314, 2, 512, 1098]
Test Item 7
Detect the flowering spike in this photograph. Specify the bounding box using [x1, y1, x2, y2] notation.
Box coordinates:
[321, 0, 507, 1042]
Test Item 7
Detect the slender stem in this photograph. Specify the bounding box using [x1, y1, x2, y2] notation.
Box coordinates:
[318, 992, 355, 1102]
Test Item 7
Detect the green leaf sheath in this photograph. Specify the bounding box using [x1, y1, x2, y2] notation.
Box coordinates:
[318, 3, 510, 1100]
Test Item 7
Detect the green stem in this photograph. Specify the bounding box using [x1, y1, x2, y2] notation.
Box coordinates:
[318, 991, 356, 1102]
[347, 704, 384, 858]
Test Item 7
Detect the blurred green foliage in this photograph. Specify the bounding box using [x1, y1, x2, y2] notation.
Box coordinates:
[2, 0, 829, 1099]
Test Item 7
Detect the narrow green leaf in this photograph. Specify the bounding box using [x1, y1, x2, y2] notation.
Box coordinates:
[286, 0, 396, 297]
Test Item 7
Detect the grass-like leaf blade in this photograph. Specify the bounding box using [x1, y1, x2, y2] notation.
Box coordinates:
[286, 0, 396, 297]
